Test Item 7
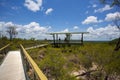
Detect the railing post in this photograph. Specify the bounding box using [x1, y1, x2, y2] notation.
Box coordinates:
[20, 48, 29, 80]
[33, 72, 37, 80]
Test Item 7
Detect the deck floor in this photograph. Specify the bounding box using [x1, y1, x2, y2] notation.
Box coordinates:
[0, 51, 26, 80]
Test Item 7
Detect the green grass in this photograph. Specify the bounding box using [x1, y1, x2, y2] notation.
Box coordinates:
[0, 37, 120, 80]
[0, 37, 48, 50]
[0, 37, 48, 64]
[27, 42, 120, 80]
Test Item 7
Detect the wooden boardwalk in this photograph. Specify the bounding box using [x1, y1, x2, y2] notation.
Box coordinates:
[0, 51, 26, 80]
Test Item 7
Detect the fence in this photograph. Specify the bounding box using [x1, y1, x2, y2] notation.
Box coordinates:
[20, 44, 48, 80]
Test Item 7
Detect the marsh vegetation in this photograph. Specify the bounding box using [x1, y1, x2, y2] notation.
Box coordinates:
[27, 41, 120, 80]
[0, 37, 120, 80]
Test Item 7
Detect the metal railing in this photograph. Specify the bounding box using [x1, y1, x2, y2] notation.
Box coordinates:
[20, 44, 48, 80]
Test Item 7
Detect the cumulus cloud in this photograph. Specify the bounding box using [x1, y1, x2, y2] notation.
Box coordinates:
[45, 8, 53, 15]
[0, 22, 5, 31]
[24, 0, 42, 12]
[73, 26, 79, 30]
[0, 21, 51, 39]
[105, 12, 120, 21]
[82, 16, 102, 24]
[21, 22, 51, 33]
[4, 22, 14, 27]
[94, 5, 112, 13]
[61, 28, 69, 32]
[86, 24, 119, 40]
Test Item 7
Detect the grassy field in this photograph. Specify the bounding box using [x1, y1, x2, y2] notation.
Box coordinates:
[27, 42, 120, 80]
[0, 37, 120, 80]
[0, 38, 48, 64]
[0, 38, 48, 50]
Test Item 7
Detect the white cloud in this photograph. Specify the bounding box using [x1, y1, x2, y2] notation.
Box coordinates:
[86, 24, 119, 40]
[0, 22, 5, 30]
[82, 16, 102, 24]
[105, 12, 120, 21]
[61, 28, 69, 32]
[94, 5, 112, 13]
[0, 21, 51, 39]
[93, 4, 97, 8]
[45, 8, 53, 15]
[73, 26, 79, 30]
[24, 0, 42, 12]
[22, 22, 51, 33]
[5, 22, 14, 27]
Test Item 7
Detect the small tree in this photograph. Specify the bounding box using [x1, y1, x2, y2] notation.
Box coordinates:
[100, 0, 120, 51]
[7, 26, 18, 41]
[114, 14, 120, 51]
[100, 0, 120, 7]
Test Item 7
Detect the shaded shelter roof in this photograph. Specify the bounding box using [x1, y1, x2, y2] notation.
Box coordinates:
[47, 32, 89, 35]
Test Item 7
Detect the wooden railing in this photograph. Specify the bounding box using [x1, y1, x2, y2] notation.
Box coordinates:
[20, 44, 48, 80]
[0, 44, 10, 54]
[0, 44, 10, 51]
[0, 44, 10, 65]
[25, 44, 48, 50]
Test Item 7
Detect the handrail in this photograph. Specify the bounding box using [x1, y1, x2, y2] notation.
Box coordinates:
[25, 44, 48, 50]
[0, 44, 10, 51]
[20, 44, 48, 80]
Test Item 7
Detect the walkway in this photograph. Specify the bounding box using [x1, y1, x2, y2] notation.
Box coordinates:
[0, 51, 26, 80]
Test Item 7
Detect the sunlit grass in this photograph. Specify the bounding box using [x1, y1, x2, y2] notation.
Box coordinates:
[27, 42, 120, 80]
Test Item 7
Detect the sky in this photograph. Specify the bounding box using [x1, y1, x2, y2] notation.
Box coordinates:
[0, 0, 120, 40]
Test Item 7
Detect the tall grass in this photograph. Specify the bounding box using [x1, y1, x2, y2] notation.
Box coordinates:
[27, 42, 120, 80]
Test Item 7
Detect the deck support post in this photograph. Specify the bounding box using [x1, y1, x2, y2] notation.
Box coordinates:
[52, 34, 55, 47]
[56, 34, 58, 47]
[81, 33, 83, 45]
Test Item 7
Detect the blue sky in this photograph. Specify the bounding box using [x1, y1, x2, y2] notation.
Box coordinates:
[0, 0, 120, 40]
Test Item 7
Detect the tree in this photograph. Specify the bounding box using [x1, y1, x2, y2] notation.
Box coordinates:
[114, 14, 120, 51]
[100, 0, 120, 7]
[7, 26, 18, 41]
[100, 0, 120, 51]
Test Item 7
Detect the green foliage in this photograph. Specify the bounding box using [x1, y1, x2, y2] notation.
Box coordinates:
[79, 42, 120, 79]
[27, 42, 119, 80]
[1, 37, 119, 80]
[0, 38, 47, 50]
[109, 38, 119, 45]
[28, 47, 76, 80]
[0, 37, 10, 48]
[100, 0, 120, 7]
[78, 53, 93, 69]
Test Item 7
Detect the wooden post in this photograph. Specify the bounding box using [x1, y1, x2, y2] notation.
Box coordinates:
[56, 34, 58, 47]
[81, 33, 83, 45]
[65, 33, 71, 46]
[52, 34, 55, 47]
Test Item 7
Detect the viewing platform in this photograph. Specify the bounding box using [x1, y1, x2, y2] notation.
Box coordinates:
[47, 32, 89, 47]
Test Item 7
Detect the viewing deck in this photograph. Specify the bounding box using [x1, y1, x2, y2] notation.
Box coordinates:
[49, 40, 82, 44]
